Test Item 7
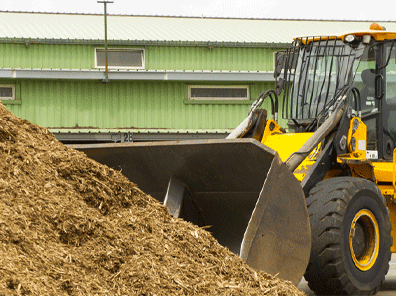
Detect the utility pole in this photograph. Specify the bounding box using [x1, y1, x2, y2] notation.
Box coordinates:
[97, 0, 113, 83]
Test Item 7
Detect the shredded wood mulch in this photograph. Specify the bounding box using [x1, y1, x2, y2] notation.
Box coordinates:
[0, 102, 305, 296]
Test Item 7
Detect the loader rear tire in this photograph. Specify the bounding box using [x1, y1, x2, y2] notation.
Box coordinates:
[304, 177, 392, 295]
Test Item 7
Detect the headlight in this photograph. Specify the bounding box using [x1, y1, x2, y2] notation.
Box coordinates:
[344, 34, 356, 43]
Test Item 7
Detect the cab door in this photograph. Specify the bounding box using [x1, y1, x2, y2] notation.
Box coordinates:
[352, 44, 380, 158]
[381, 40, 396, 160]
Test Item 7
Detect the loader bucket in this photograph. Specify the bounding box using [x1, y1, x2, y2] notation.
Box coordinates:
[71, 138, 310, 285]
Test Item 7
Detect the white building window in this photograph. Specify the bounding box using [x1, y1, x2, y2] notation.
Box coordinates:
[95, 48, 145, 69]
[0, 85, 15, 100]
[188, 85, 249, 101]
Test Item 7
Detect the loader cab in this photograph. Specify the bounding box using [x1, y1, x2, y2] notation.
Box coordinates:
[279, 29, 396, 161]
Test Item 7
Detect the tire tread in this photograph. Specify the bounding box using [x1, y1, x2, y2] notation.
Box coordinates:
[304, 177, 392, 295]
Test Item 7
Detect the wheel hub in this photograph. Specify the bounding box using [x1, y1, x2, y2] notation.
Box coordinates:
[351, 223, 365, 258]
[349, 209, 379, 271]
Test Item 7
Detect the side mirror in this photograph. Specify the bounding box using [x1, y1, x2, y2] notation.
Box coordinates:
[274, 52, 285, 78]
[375, 74, 384, 100]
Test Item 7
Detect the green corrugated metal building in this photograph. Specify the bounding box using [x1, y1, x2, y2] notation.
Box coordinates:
[1, 11, 395, 142]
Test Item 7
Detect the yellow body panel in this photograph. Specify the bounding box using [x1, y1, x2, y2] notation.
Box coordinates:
[261, 121, 316, 181]
[373, 162, 393, 182]
[371, 162, 396, 200]
[388, 204, 396, 253]
[346, 118, 367, 159]
[261, 132, 313, 162]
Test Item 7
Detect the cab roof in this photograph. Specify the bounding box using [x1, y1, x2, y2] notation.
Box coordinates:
[296, 23, 396, 44]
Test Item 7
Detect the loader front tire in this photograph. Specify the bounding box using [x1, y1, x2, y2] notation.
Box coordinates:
[304, 177, 392, 295]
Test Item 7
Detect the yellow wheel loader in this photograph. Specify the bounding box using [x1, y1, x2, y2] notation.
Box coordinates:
[71, 23, 396, 295]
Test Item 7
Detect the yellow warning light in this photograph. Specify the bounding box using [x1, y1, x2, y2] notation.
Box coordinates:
[370, 23, 386, 31]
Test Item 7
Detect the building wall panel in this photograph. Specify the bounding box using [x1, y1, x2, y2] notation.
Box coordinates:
[5, 79, 278, 131]
[0, 43, 278, 72]
[0, 43, 94, 69]
[146, 46, 276, 71]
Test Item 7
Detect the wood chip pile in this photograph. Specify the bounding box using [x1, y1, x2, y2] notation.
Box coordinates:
[0, 102, 305, 296]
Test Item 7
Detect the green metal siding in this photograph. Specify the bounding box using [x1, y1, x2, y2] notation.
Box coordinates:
[5, 79, 277, 131]
[0, 43, 94, 69]
[146, 46, 276, 71]
[0, 43, 277, 72]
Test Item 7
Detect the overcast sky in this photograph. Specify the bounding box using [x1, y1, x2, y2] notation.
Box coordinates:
[1, 0, 395, 21]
